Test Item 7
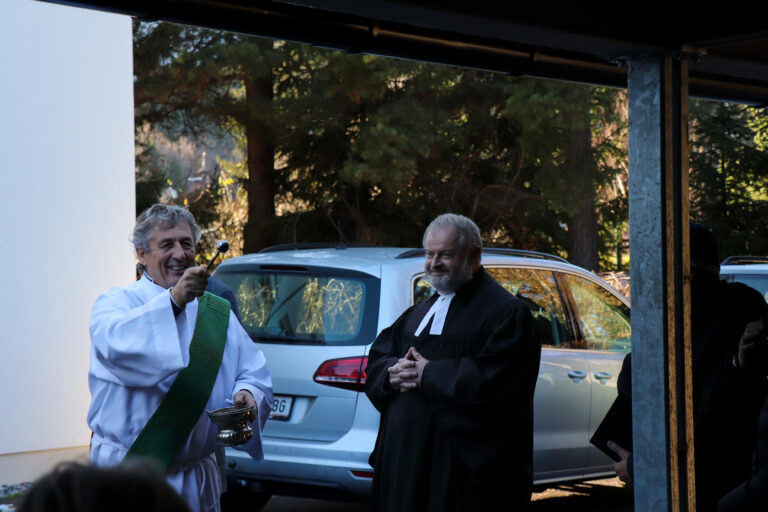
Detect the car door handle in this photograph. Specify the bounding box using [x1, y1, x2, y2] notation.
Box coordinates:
[567, 371, 587, 381]
[594, 372, 612, 382]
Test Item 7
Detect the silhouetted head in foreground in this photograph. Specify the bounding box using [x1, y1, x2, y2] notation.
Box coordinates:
[690, 221, 720, 277]
[19, 460, 191, 512]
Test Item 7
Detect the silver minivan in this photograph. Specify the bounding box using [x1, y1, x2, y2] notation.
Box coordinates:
[213, 245, 631, 509]
[720, 256, 768, 301]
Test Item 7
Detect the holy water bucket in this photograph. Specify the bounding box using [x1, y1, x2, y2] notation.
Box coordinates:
[207, 405, 255, 446]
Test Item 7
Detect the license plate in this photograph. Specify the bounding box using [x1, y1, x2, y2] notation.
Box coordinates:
[269, 395, 294, 420]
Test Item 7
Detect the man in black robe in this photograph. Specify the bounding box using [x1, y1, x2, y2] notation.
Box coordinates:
[364, 213, 542, 512]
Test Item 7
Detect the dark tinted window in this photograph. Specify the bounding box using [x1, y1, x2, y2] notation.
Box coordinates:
[564, 273, 630, 353]
[412, 267, 573, 348]
[215, 270, 379, 346]
[487, 267, 573, 349]
[413, 277, 435, 304]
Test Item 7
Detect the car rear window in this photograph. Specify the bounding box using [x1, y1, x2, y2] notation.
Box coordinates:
[722, 274, 768, 303]
[214, 267, 380, 346]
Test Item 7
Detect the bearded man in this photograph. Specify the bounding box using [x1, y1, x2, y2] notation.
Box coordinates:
[364, 213, 542, 512]
[87, 204, 273, 512]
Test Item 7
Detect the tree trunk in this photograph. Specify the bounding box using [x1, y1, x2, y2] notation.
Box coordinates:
[568, 196, 599, 270]
[242, 64, 277, 254]
[565, 88, 600, 271]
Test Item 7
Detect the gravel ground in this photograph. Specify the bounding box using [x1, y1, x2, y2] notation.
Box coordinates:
[531, 477, 633, 511]
[0, 477, 633, 512]
[257, 477, 633, 512]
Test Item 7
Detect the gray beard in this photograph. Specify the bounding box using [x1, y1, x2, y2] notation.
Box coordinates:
[427, 259, 473, 294]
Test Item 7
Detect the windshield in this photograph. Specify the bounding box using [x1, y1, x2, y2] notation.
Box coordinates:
[214, 268, 380, 346]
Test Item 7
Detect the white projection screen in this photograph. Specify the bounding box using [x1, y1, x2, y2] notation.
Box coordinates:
[0, 0, 135, 483]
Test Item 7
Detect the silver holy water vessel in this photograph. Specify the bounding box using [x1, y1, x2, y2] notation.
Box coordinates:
[207, 405, 255, 446]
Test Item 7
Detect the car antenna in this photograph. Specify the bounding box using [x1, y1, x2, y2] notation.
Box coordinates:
[333, 218, 347, 248]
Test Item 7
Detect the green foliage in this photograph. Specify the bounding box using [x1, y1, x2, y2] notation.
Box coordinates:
[134, 21, 631, 269]
[135, 139, 168, 215]
[275, 55, 624, 261]
[690, 100, 768, 258]
[134, 20, 768, 273]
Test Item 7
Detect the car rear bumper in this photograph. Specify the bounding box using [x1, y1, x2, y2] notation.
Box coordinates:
[225, 431, 377, 500]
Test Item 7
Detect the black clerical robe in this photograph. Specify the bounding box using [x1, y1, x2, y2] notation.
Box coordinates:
[692, 280, 768, 511]
[365, 267, 541, 512]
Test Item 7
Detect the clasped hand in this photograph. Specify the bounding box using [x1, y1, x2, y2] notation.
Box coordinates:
[388, 347, 428, 392]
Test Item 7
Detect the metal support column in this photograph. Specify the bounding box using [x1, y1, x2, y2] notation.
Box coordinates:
[627, 54, 694, 512]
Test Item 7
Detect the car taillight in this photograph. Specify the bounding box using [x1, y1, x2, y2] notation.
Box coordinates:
[313, 356, 368, 391]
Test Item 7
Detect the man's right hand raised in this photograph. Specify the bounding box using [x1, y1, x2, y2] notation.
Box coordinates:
[170, 266, 209, 307]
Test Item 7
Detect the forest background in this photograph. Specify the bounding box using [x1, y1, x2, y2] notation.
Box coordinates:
[134, 21, 768, 273]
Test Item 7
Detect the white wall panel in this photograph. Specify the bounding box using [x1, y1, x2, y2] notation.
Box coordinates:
[0, 0, 135, 461]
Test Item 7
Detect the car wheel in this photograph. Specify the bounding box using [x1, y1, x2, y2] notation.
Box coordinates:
[220, 481, 272, 512]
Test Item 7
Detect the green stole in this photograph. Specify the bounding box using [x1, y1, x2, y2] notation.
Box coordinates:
[124, 291, 231, 470]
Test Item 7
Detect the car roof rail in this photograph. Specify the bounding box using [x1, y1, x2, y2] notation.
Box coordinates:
[396, 247, 569, 263]
[258, 242, 378, 253]
[483, 248, 570, 263]
[395, 249, 426, 259]
[721, 255, 768, 265]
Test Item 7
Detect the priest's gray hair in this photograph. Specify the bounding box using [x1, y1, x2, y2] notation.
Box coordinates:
[423, 213, 482, 250]
[132, 203, 202, 252]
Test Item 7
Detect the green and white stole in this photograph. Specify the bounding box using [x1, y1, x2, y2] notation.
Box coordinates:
[124, 291, 230, 470]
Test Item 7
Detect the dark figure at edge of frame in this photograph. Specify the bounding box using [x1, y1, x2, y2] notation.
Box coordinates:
[718, 316, 768, 511]
[207, 276, 240, 321]
[364, 213, 542, 512]
[603, 222, 768, 512]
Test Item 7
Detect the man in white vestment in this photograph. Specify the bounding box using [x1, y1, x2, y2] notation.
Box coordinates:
[87, 204, 273, 512]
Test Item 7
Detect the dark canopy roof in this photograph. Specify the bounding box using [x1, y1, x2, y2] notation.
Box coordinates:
[47, 0, 768, 104]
